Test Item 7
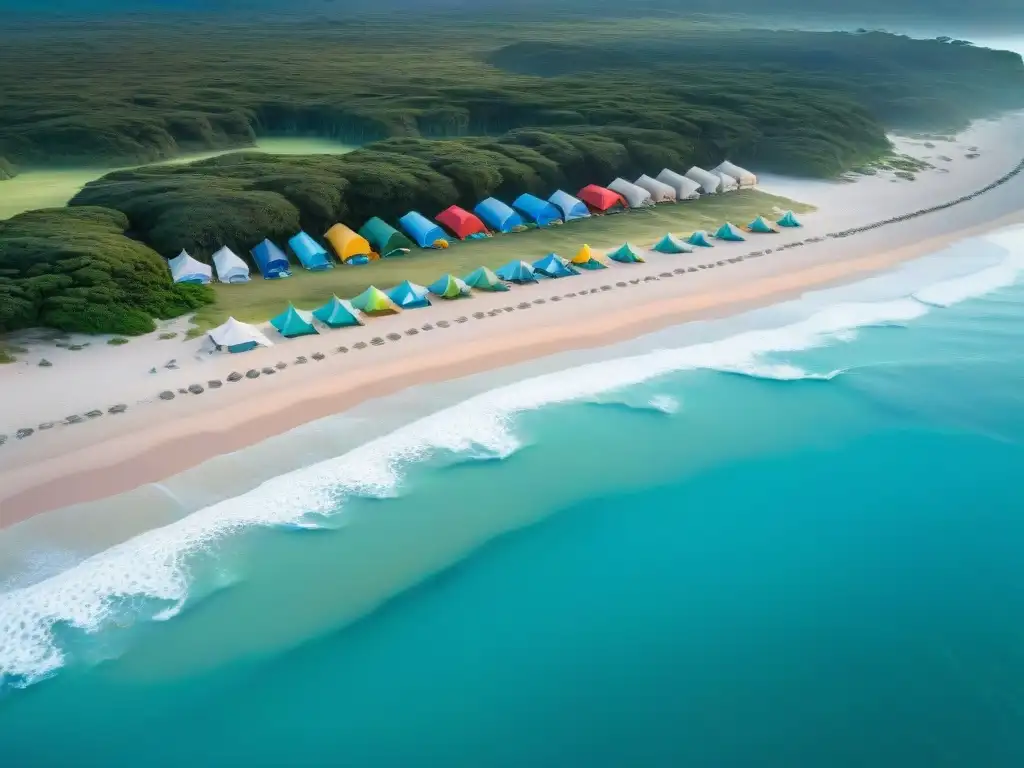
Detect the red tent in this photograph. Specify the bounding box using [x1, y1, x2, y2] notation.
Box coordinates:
[435, 205, 488, 239]
[578, 184, 627, 213]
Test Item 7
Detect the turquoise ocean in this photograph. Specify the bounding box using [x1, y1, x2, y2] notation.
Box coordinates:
[2, 225, 1024, 766]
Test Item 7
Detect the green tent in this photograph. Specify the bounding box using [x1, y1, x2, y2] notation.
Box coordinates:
[312, 296, 363, 328]
[652, 234, 693, 254]
[748, 215, 777, 234]
[464, 266, 509, 291]
[777, 210, 803, 228]
[351, 285, 401, 315]
[429, 274, 471, 298]
[714, 223, 746, 242]
[270, 304, 318, 338]
[608, 242, 645, 263]
[686, 230, 714, 247]
[359, 217, 415, 257]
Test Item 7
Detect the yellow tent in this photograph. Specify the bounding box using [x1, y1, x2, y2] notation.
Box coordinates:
[570, 244, 607, 269]
[325, 223, 378, 263]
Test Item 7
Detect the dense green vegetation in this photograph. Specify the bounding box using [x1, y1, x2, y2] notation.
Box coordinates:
[0, 207, 213, 334]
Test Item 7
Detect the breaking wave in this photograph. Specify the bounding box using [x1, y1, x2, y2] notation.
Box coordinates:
[2, 227, 1023, 691]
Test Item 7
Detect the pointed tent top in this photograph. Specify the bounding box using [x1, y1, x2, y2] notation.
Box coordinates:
[533, 253, 578, 278]
[748, 215, 777, 233]
[571, 244, 593, 264]
[652, 234, 693, 254]
[777, 210, 803, 227]
[388, 280, 431, 309]
[428, 273, 470, 298]
[608, 242, 644, 263]
[464, 266, 509, 291]
[270, 303, 319, 337]
[496, 259, 538, 283]
[313, 295, 363, 327]
[168, 250, 213, 284]
[351, 285, 401, 314]
[714, 222, 746, 242]
[208, 317, 273, 351]
[686, 230, 714, 247]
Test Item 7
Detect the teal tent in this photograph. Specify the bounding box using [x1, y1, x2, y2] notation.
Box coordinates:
[312, 296, 363, 328]
[388, 280, 431, 309]
[777, 210, 803, 228]
[464, 266, 510, 291]
[748, 216, 777, 234]
[428, 274, 471, 298]
[607, 243, 644, 264]
[496, 260, 538, 284]
[686, 230, 714, 247]
[652, 234, 693, 254]
[270, 304, 318, 338]
[714, 223, 746, 242]
[533, 253, 579, 278]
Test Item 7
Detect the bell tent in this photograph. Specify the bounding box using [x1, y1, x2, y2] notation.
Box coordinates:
[684, 166, 721, 194]
[496, 260, 538, 284]
[547, 190, 591, 222]
[570, 244, 607, 270]
[464, 266, 509, 291]
[399, 211, 449, 249]
[313, 296, 363, 328]
[474, 198, 524, 233]
[212, 246, 250, 283]
[777, 210, 803, 228]
[351, 286, 401, 315]
[251, 239, 292, 279]
[437, 205, 488, 240]
[533, 253, 579, 278]
[578, 184, 627, 214]
[168, 250, 212, 284]
[428, 274, 471, 299]
[608, 243, 645, 264]
[512, 193, 562, 227]
[325, 224, 376, 264]
[270, 304, 319, 338]
[288, 231, 332, 271]
[714, 161, 757, 187]
[714, 223, 746, 242]
[388, 280, 431, 309]
[652, 234, 694, 254]
[360, 217, 414, 258]
[608, 178, 653, 208]
[634, 174, 677, 203]
[748, 216, 777, 234]
[208, 317, 272, 353]
[686, 230, 714, 247]
[656, 169, 701, 200]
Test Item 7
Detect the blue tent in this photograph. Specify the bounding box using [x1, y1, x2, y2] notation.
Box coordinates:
[714, 223, 746, 242]
[474, 198, 524, 233]
[312, 296, 363, 328]
[270, 304, 318, 338]
[686, 230, 714, 247]
[533, 253, 579, 278]
[288, 231, 332, 271]
[496, 260, 538, 284]
[388, 280, 431, 309]
[512, 193, 562, 227]
[548, 190, 591, 222]
[251, 239, 291, 279]
[398, 211, 449, 249]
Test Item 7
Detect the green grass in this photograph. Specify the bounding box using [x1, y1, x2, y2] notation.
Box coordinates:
[189, 190, 809, 332]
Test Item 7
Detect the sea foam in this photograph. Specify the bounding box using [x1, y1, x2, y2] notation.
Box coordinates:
[2, 228, 1023, 689]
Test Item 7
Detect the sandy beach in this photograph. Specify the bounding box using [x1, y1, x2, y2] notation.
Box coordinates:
[2, 113, 1022, 525]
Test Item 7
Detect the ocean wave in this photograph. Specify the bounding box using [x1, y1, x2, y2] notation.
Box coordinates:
[717, 363, 848, 382]
[2, 240, 1021, 690]
[913, 227, 1024, 308]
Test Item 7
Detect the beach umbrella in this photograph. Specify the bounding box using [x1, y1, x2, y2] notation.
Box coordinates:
[714, 223, 746, 242]
[777, 210, 803, 228]
[651, 234, 694, 254]
[569, 244, 607, 270]
[270, 304, 319, 338]
[428, 274, 471, 298]
[685, 230, 714, 247]
[351, 285, 401, 315]
[747, 216, 778, 234]
[312, 296, 363, 328]
[607, 243, 645, 264]
[463, 266, 510, 291]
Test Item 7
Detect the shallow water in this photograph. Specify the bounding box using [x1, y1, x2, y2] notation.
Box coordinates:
[0, 137, 357, 220]
[1, 225, 1023, 765]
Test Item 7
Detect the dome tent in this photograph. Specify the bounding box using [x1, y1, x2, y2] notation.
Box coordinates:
[547, 190, 591, 222]
[312, 296, 363, 328]
[360, 217, 414, 257]
[464, 266, 510, 291]
[428, 274, 471, 299]
[578, 184, 627, 214]
[474, 198, 524, 233]
[388, 280, 431, 309]
[608, 178, 653, 208]
[350, 286, 401, 315]
[686, 230, 714, 247]
[270, 304, 318, 338]
[634, 174, 677, 203]
[288, 231, 332, 271]
[437, 205, 488, 240]
[684, 166, 721, 194]
[714, 223, 746, 242]
[569, 244, 607, 270]
[251, 239, 291, 279]
[325, 224, 376, 264]
[608, 243, 645, 264]
[655, 169, 701, 200]
[748, 216, 778, 234]
[496, 260, 538, 284]
[399, 211, 449, 249]
[512, 193, 562, 227]
[777, 210, 803, 228]
[533, 253, 579, 278]
[652, 234, 693, 254]
[713, 161, 757, 187]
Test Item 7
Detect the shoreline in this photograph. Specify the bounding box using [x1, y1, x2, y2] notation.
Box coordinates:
[2, 114, 1023, 526]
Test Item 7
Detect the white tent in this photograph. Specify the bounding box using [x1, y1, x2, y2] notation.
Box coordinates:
[685, 166, 721, 194]
[168, 250, 212, 285]
[713, 170, 739, 192]
[656, 169, 701, 200]
[608, 177, 653, 208]
[713, 161, 757, 187]
[212, 246, 251, 284]
[634, 174, 677, 203]
[207, 317, 272, 352]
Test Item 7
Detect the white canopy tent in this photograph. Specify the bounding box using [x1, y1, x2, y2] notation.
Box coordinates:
[713, 161, 757, 187]
[656, 169, 701, 200]
[212, 246, 251, 284]
[168, 250, 212, 284]
[713, 170, 739, 192]
[685, 166, 721, 194]
[633, 174, 677, 203]
[207, 317, 273, 353]
[608, 177, 653, 208]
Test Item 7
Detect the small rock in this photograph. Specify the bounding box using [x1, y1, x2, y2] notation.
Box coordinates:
[518, 302, 531, 309]
[472, 312, 485, 319]
[405, 328, 419, 336]
[336, 346, 349, 354]
[688, 267, 698, 272]
[246, 369, 260, 379]
[387, 333, 402, 340]
[208, 379, 222, 389]
[436, 320, 450, 328]
[276, 361, 288, 370]
[660, 272, 673, 278]
[353, 341, 368, 350]
[601, 285, 612, 291]
[188, 384, 204, 395]
[503, 306, 514, 312]
[312, 352, 325, 361]
[455, 316, 468, 323]
[371, 337, 385, 346]
[178, 388, 189, 395]
[262, 367, 276, 375]
[109, 404, 128, 414]
[644, 276, 657, 282]
[630, 278, 640, 284]
[38, 358, 52, 367]
[674, 268, 687, 274]
[39, 422, 55, 430]
[227, 372, 243, 382]
[422, 324, 434, 331]
[65, 414, 84, 424]
[533, 298, 546, 305]
[85, 409, 103, 418]
[565, 293, 577, 298]
[16, 428, 34, 439]
[616, 281, 627, 287]
[294, 356, 307, 365]
[551, 296, 561, 302]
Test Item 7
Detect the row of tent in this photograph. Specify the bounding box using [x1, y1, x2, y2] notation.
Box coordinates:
[169, 161, 758, 284]
[206, 209, 801, 352]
